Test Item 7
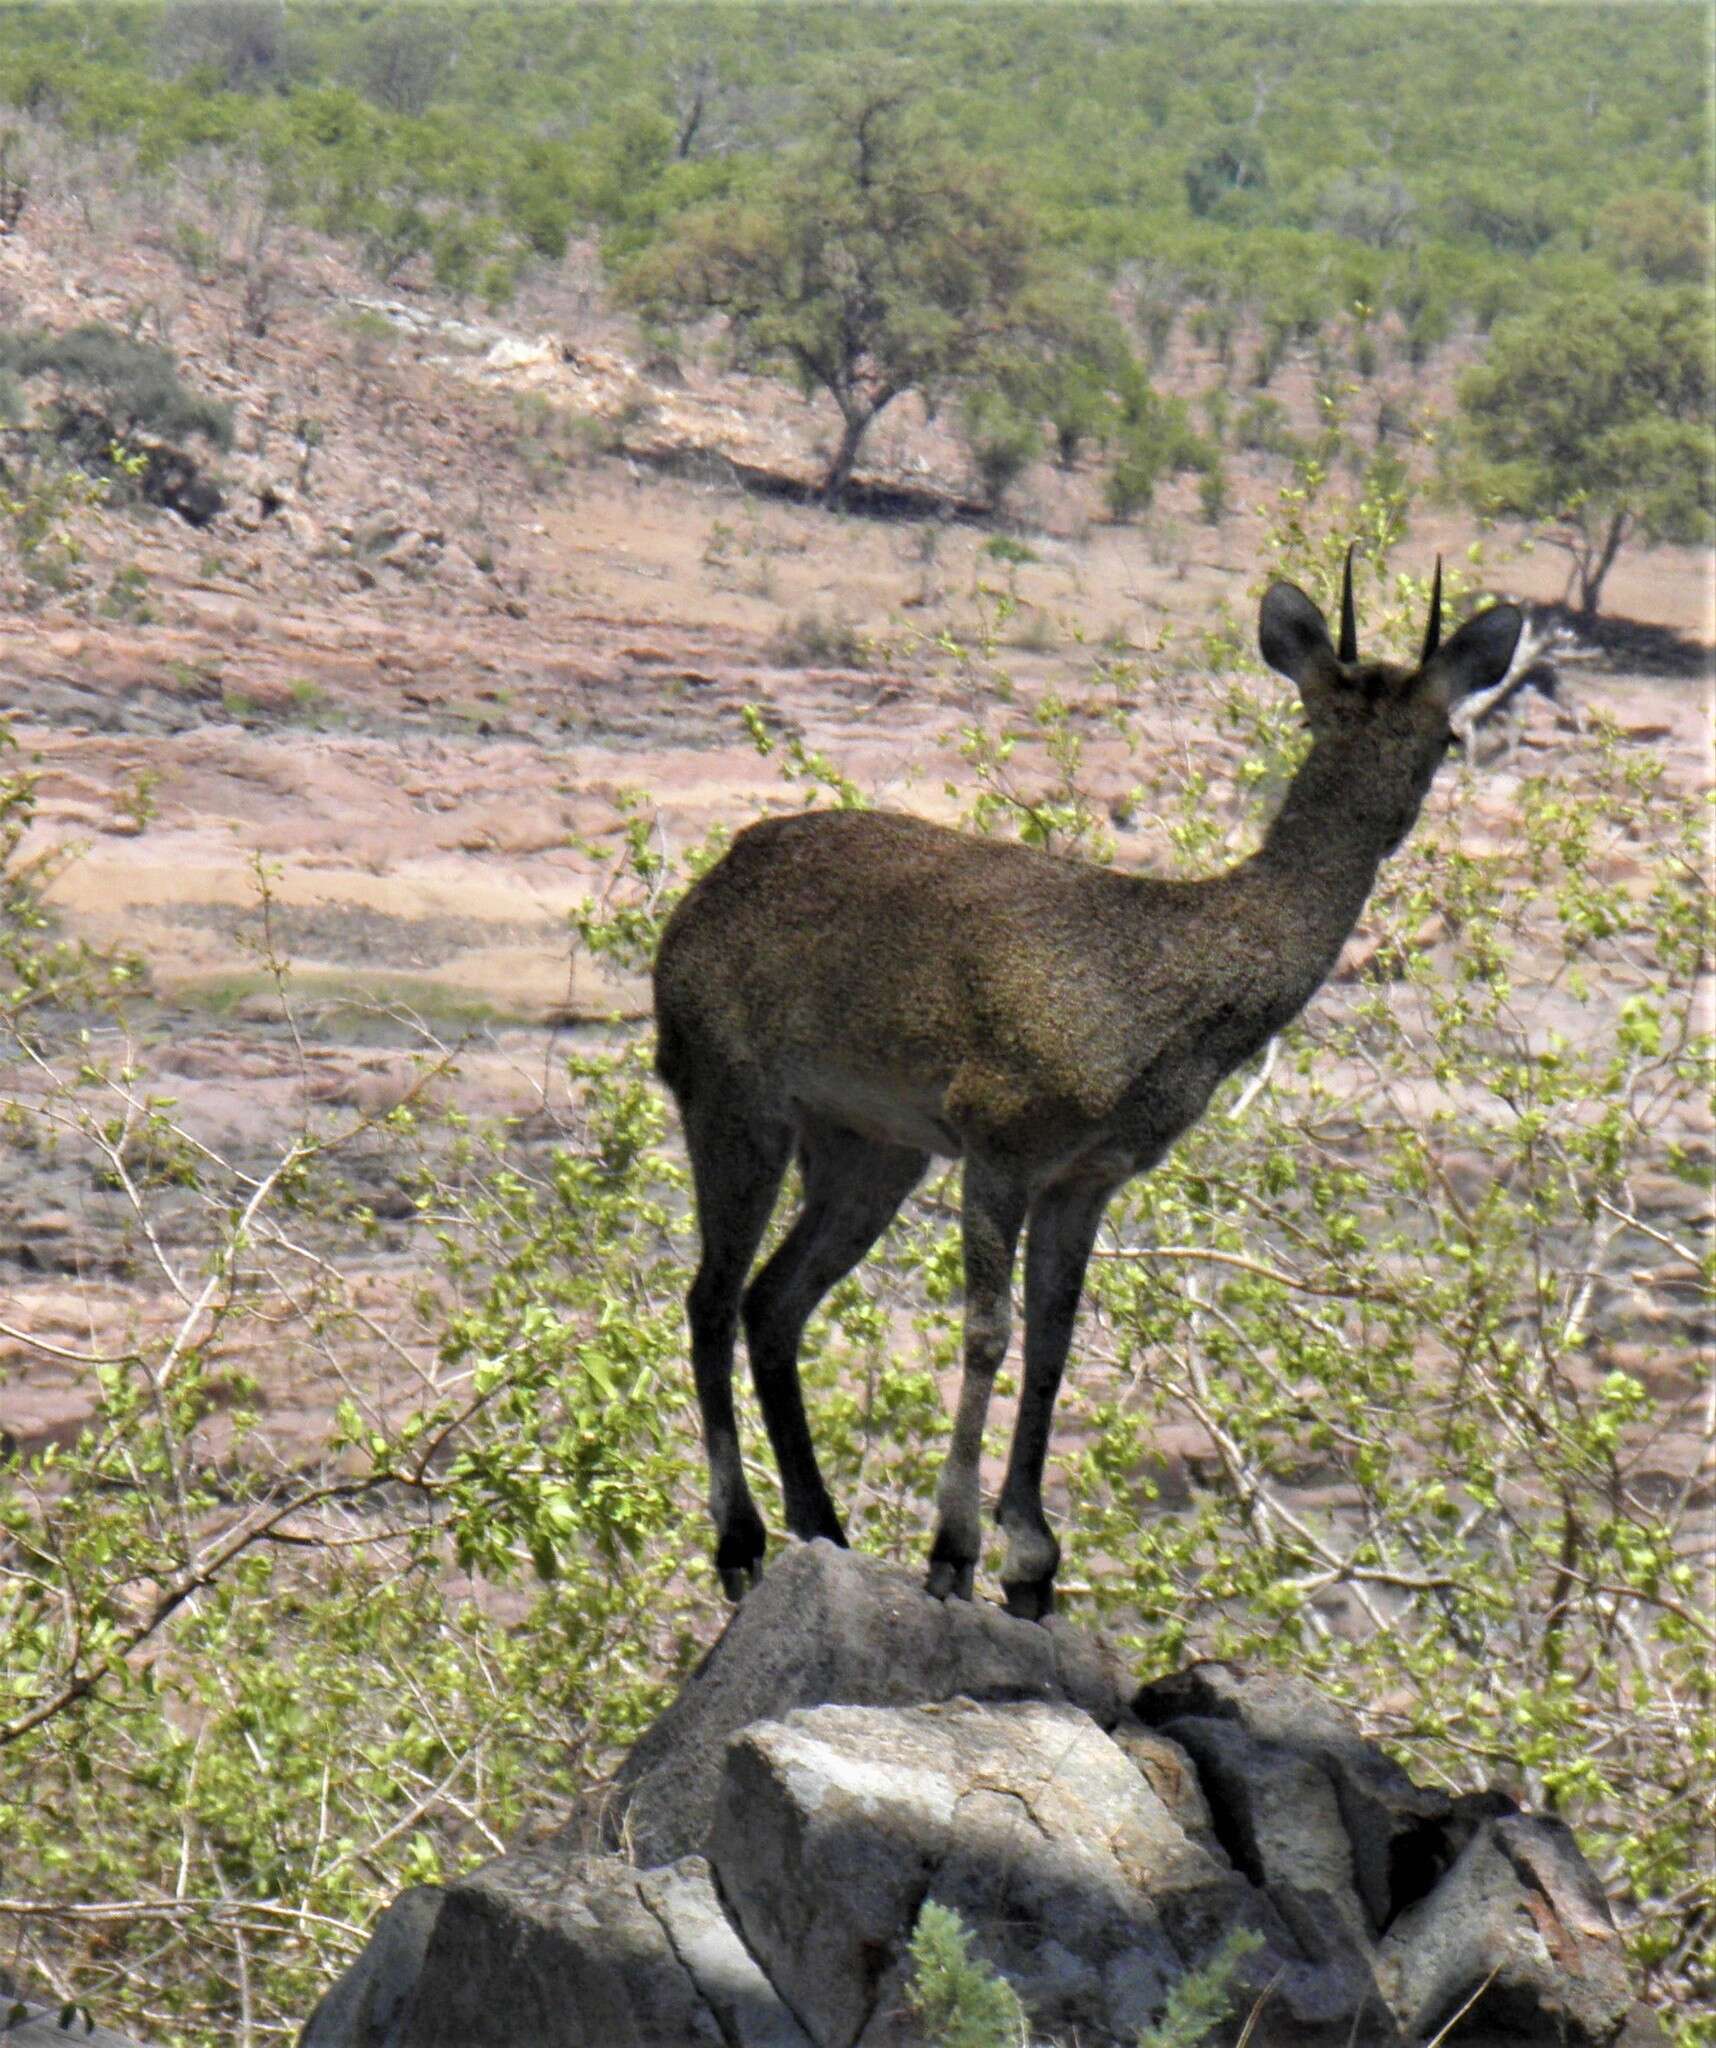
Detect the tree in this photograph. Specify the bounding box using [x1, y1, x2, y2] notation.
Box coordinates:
[958, 387, 1041, 507]
[1593, 189, 1713, 286]
[620, 84, 1083, 506]
[0, 324, 231, 530]
[155, 0, 292, 94]
[1458, 286, 1713, 617]
[1104, 370, 1210, 521]
[355, 8, 462, 118]
[1183, 132, 1268, 222]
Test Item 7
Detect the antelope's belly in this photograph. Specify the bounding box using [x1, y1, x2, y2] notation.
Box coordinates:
[787, 1065, 963, 1157]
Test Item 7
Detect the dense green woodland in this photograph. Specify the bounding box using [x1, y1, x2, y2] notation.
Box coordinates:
[3, 2, 1710, 593]
[0, 1, 1709, 311]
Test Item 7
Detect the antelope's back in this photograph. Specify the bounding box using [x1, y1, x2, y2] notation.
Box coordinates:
[661, 811, 1072, 1067]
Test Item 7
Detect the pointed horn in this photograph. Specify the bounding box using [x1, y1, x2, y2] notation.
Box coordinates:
[1421, 556, 1443, 663]
[1338, 544, 1357, 664]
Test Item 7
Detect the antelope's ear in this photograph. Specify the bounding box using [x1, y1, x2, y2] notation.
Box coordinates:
[1259, 581, 1340, 693]
[1424, 603, 1524, 704]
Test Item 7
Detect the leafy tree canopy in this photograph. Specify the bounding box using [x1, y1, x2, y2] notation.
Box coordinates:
[1457, 284, 1713, 616]
[0, 4, 1708, 339]
[1593, 187, 1714, 285]
[620, 81, 1105, 503]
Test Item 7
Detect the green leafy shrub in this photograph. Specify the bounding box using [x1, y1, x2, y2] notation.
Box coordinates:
[1188, 298, 1240, 370]
[904, 1900, 1026, 2048]
[0, 322, 232, 447]
[1183, 133, 1268, 223]
[1039, 358, 1119, 470]
[1104, 378, 1209, 522]
[960, 386, 1044, 507]
[1593, 189, 1713, 284]
[1441, 171, 1565, 253]
[1389, 271, 1454, 368]
[1137, 1928, 1265, 2048]
[0, 450, 107, 598]
[1234, 393, 1297, 458]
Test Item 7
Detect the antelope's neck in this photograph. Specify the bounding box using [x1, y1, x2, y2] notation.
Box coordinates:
[1239, 740, 1392, 987]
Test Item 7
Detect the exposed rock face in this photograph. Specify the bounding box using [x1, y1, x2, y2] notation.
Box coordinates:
[602, 1535, 1132, 1868]
[0, 1999, 152, 2047]
[1376, 1814, 1642, 2045]
[380, 1852, 812, 2048]
[299, 1543, 1646, 2048]
[712, 1699, 1373, 2048]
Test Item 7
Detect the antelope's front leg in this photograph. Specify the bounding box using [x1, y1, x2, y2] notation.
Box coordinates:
[997, 1179, 1113, 1620]
[926, 1160, 1026, 1602]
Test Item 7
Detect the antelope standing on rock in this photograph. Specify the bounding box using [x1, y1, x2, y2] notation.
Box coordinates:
[653, 558, 1523, 1619]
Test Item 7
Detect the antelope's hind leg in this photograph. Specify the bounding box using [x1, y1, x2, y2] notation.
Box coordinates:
[743, 1115, 927, 1550]
[927, 1156, 1028, 1604]
[680, 1096, 793, 1600]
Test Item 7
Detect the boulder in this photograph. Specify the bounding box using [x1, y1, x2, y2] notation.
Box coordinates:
[1377, 1813, 1638, 2044]
[0, 1999, 154, 2047]
[297, 1889, 442, 2048]
[303, 1852, 810, 2048]
[1135, 1662, 1468, 1933]
[299, 1547, 1646, 2048]
[709, 1697, 1353, 2048]
[598, 1537, 1133, 1868]
[1137, 1712, 1390, 2028]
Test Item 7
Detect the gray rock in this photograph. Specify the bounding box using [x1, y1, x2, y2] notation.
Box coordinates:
[383, 1849, 728, 2048]
[1149, 1715, 1398, 2039]
[1108, 1723, 1222, 1857]
[307, 1851, 811, 2048]
[636, 1861, 816, 2048]
[598, 1539, 1133, 1868]
[1137, 1661, 1456, 1933]
[1378, 1814, 1636, 2046]
[711, 1696, 1316, 2048]
[1137, 1666, 1637, 2046]
[0, 2000, 153, 2047]
[296, 1597, 1649, 2048]
[298, 1887, 444, 2048]
[1135, 1661, 1361, 1748]
[713, 1708, 955, 2048]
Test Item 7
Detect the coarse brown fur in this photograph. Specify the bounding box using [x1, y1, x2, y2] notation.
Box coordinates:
[653, 561, 1523, 1618]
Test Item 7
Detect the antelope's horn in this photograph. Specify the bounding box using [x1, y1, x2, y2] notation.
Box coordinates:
[1421, 556, 1443, 663]
[1339, 543, 1358, 664]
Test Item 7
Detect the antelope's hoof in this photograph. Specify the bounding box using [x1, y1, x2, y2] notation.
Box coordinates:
[924, 1557, 975, 1603]
[1002, 1578, 1055, 1623]
[792, 1506, 849, 1549]
[715, 1524, 767, 1603]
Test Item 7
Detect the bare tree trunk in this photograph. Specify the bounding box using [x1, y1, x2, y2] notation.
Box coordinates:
[1577, 507, 1631, 619]
[819, 407, 872, 508]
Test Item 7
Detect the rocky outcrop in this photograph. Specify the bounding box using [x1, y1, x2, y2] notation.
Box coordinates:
[602, 1536, 1131, 1869]
[712, 1698, 1366, 2047]
[0, 1999, 152, 2046]
[299, 1543, 1650, 2048]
